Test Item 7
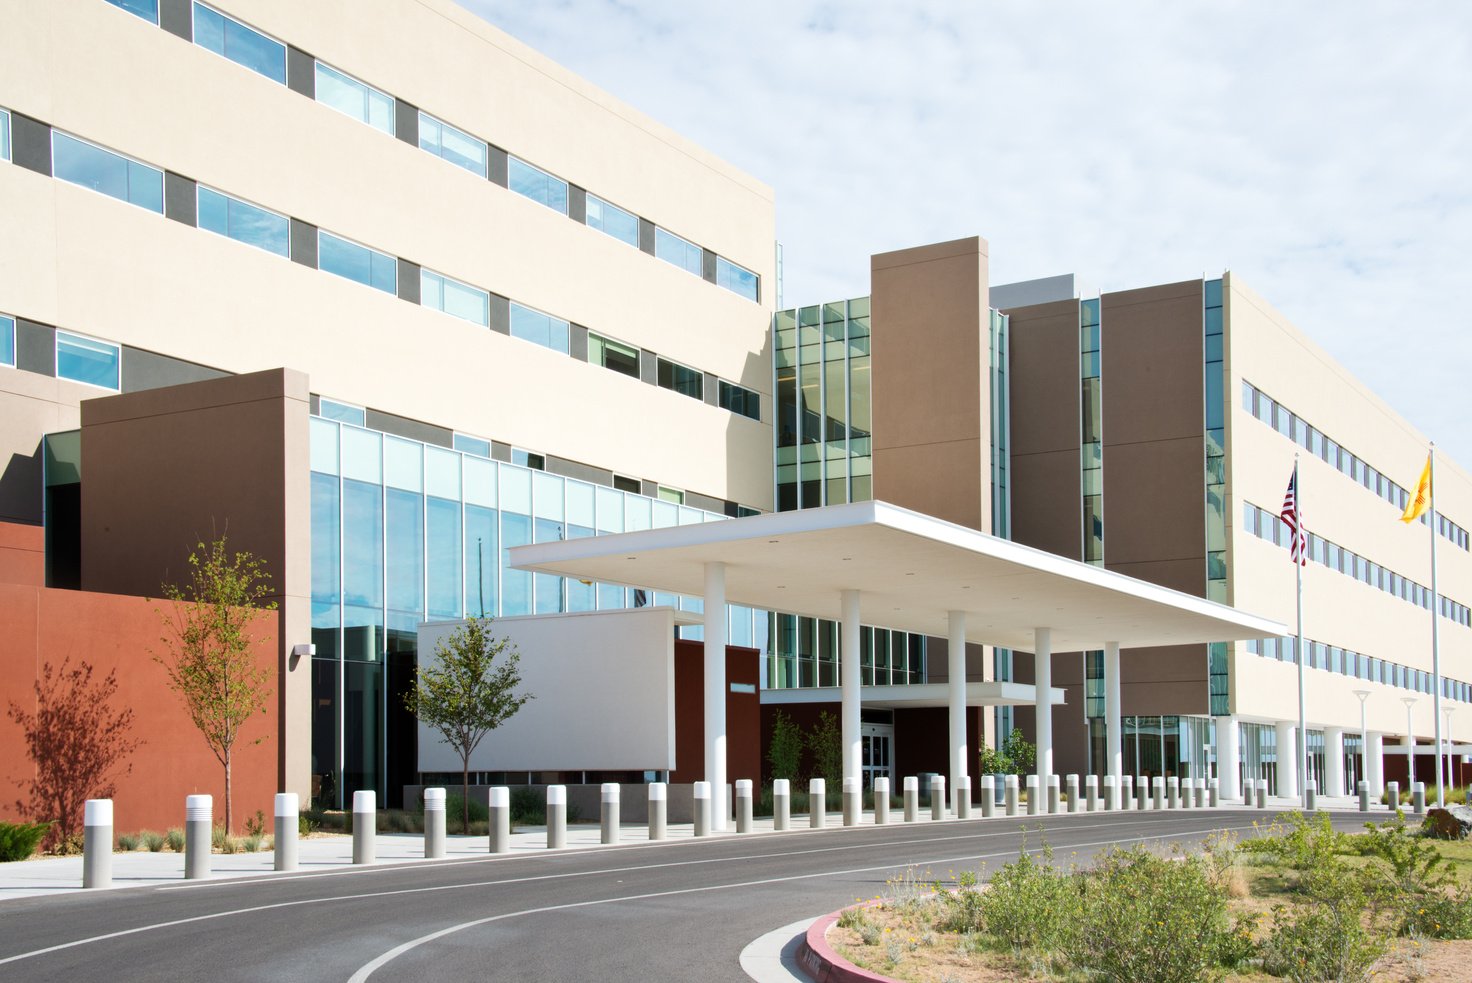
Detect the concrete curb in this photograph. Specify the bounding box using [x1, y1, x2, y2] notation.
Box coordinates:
[796, 906, 894, 983]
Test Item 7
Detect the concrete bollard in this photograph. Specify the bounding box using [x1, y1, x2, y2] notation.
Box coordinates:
[1195, 779, 1206, 809]
[979, 776, 995, 819]
[735, 780, 754, 833]
[601, 783, 621, 844]
[83, 799, 112, 889]
[647, 783, 667, 841]
[904, 777, 919, 822]
[1386, 781, 1399, 812]
[809, 778, 826, 828]
[275, 792, 300, 871]
[1153, 777, 1166, 811]
[1121, 775, 1134, 811]
[771, 780, 789, 832]
[1180, 778, 1191, 810]
[352, 790, 376, 865]
[489, 786, 511, 853]
[1085, 774, 1099, 812]
[1047, 775, 1060, 814]
[1208, 779, 1219, 808]
[956, 776, 972, 820]
[1137, 776, 1150, 810]
[1026, 775, 1040, 816]
[930, 776, 946, 821]
[693, 782, 711, 837]
[1103, 775, 1118, 811]
[874, 777, 890, 825]
[1166, 777, 1179, 809]
[1244, 778, 1254, 807]
[546, 785, 567, 848]
[1358, 780, 1370, 812]
[422, 788, 445, 860]
[1066, 774, 1081, 813]
[1006, 775, 1020, 816]
[1412, 782, 1425, 815]
[1305, 780, 1317, 812]
[1255, 779, 1267, 810]
[186, 794, 212, 879]
[842, 777, 860, 827]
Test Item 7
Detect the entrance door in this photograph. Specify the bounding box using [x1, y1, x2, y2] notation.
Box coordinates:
[861, 723, 895, 790]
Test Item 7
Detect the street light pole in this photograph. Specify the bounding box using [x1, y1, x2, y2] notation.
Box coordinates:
[1353, 689, 1370, 791]
[1402, 696, 1417, 789]
[1443, 706, 1455, 795]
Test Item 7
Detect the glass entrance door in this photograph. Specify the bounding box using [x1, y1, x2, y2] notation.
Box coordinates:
[861, 723, 894, 790]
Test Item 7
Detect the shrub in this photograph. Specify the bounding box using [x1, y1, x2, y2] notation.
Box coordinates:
[1261, 857, 1390, 983]
[297, 814, 313, 838]
[212, 824, 228, 850]
[807, 712, 842, 788]
[118, 832, 141, 851]
[1244, 811, 1346, 885]
[0, 821, 53, 862]
[451, 792, 492, 825]
[244, 810, 267, 839]
[767, 710, 803, 784]
[243, 833, 263, 853]
[976, 841, 1080, 959]
[165, 827, 185, 852]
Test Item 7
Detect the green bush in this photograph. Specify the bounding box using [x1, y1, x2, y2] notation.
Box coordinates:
[297, 814, 313, 838]
[974, 842, 1080, 959]
[165, 827, 185, 852]
[243, 833, 264, 853]
[1260, 861, 1388, 983]
[807, 712, 842, 788]
[767, 710, 803, 784]
[1243, 811, 1346, 885]
[0, 821, 53, 861]
[450, 792, 492, 825]
[118, 832, 141, 851]
[142, 829, 165, 852]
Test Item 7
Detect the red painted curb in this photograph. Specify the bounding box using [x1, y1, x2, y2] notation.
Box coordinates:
[796, 906, 897, 983]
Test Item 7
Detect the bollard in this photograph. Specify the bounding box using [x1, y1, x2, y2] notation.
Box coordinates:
[693, 782, 711, 837]
[1357, 780, 1370, 812]
[904, 777, 919, 823]
[1121, 775, 1134, 811]
[1166, 777, 1179, 809]
[352, 790, 376, 865]
[771, 780, 789, 832]
[489, 786, 511, 853]
[956, 776, 972, 820]
[1195, 779, 1206, 809]
[1103, 775, 1118, 811]
[647, 783, 667, 841]
[83, 799, 112, 889]
[842, 777, 860, 827]
[1386, 781, 1399, 812]
[1208, 779, 1219, 808]
[1066, 775, 1081, 813]
[1026, 775, 1040, 816]
[1179, 778, 1191, 810]
[275, 792, 300, 871]
[978, 776, 995, 819]
[546, 785, 567, 848]
[1255, 779, 1267, 810]
[1412, 782, 1425, 816]
[735, 779, 754, 833]
[1085, 774, 1099, 812]
[1046, 775, 1060, 814]
[601, 783, 621, 844]
[1153, 777, 1166, 811]
[1137, 776, 1150, 811]
[809, 778, 826, 829]
[930, 775, 946, 821]
[422, 788, 445, 860]
[1005, 775, 1020, 817]
[874, 777, 891, 825]
[1244, 778, 1254, 807]
[186, 794, 212, 879]
[1305, 780, 1317, 812]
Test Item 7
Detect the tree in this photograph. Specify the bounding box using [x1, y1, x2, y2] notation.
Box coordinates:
[977, 727, 1038, 778]
[8, 659, 141, 852]
[403, 617, 533, 833]
[767, 710, 803, 783]
[156, 537, 275, 834]
[807, 711, 842, 788]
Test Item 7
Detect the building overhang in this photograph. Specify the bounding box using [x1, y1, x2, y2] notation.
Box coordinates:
[761, 680, 1065, 709]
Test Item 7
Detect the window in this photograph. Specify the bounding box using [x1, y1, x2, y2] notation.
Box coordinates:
[612, 474, 641, 494]
[0, 109, 8, 162]
[420, 270, 488, 327]
[0, 314, 13, 367]
[315, 63, 394, 135]
[453, 433, 491, 458]
[318, 231, 395, 294]
[197, 187, 289, 257]
[509, 303, 569, 355]
[52, 132, 163, 213]
[716, 257, 758, 301]
[418, 113, 486, 178]
[657, 486, 684, 505]
[656, 357, 702, 399]
[511, 448, 544, 471]
[103, 0, 158, 22]
[589, 333, 639, 378]
[56, 332, 120, 390]
[718, 380, 760, 420]
[655, 228, 703, 276]
[193, 3, 286, 84]
[508, 157, 567, 214]
[585, 194, 638, 247]
[318, 399, 365, 426]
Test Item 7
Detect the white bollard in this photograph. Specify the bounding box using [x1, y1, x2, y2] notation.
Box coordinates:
[422, 788, 445, 860]
[1153, 777, 1166, 811]
[601, 783, 621, 844]
[1103, 774, 1118, 811]
[1085, 774, 1099, 812]
[1166, 777, 1179, 809]
[979, 775, 995, 818]
[1066, 775, 1081, 813]
[1047, 775, 1060, 814]
[771, 779, 789, 832]
[1305, 780, 1317, 812]
[843, 777, 860, 827]
[930, 776, 946, 821]
[647, 783, 667, 840]
[956, 776, 972, 820]
[489, 787, 510, 853]
[693, 781, 711, 837]
[903, 777, 919, 822]
[1005, 775, 1020, 816]
[1026, 775, 1040, 816]
[1386, 781, 1399, 812]
[83, 799, 112, 889]
[275, 792, 300, 871]
[809, 778, 826, 828]
[1194, 779, 1206, 809]
[1255, 779, 1267, 810]
[352, 790, 376, 864]
[1121, 775, 1134, 811]
[736, 780, 754, 833]
[186, 794, 212, 879]
[546, 785, 567, 848]
[874, 776, 891, 825]
[1412, 782, 1425, 815]
[1244, 776, 1255, 807]
[1357, 780, 1370, 813]
[1137, 776, 1150, 810]
[1208, 779, 1219, 808]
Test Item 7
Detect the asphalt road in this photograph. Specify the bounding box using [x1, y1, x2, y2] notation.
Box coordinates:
[0, 809, 1369, 982]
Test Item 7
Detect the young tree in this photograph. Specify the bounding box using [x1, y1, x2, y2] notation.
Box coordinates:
[404, 617, 533, 833]
[807, 711, 843, 788]
[7, 659, 142, 852]
[766, 710, 803, 784]
[156, 537, 275, 834]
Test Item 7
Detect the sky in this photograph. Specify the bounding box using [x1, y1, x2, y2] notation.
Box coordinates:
[460, 1, 1472, 471]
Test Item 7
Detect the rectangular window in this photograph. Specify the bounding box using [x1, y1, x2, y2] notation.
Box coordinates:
[453, 433, 491, 458]
[197, 186, 289, 257]
[193, 3, 286, 84]
[318, 398, 365, 426]
[715, 257, 758, 301]
[589, 333, 640, 378]
[656, 357, 702, 399]
[418, 112, 486, 178]
[104, 0, 158, 22]
[655, 228, 703, 276]
[0, 109, 8, 162]
[718, 380, 760, 420]
[420, 270, 489, 327]
[510, 448, 544, 471]
[315, 62, 394, 135]
[508, 157, 567, 214]
[56, 332, 120, 390]
[0, 314, 14, 367]
[657, 486, 684, 505]
[52, 132, 163, 213]
[585, 194, 638, 247]
[509, 303, 570, 355]
[318, 230, 395, 294]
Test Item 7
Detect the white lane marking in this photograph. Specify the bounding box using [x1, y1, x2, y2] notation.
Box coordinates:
[345, 822, 1267, 982]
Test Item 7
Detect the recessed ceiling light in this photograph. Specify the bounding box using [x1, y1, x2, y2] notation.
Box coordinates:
[768, 539, 780, 544]
[626, 556, 636, 560]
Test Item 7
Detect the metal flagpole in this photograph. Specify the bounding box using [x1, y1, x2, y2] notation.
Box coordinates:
[1296, 456, 1308, 809]
[1430, 445, 1444, 808]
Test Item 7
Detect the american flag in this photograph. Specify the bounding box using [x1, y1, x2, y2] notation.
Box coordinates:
[1280, 465, 1307, 566]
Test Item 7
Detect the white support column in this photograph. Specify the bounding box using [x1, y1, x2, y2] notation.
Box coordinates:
[1104, 641, 1122, 778]
[1366, 731, 1385, 798]
[1324, 727, 1345, 797]
[1218, 716, 1241, 803]
[1034, 627, 1053, 780]
[704, 561, 728, 832]
[841, 589, 862, 798]
[1275, 720, 1298, 800]
[948, 611, 968, 797]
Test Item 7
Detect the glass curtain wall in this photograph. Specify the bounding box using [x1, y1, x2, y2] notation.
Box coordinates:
[1204, 278, 1229, 715]
[1080, 298, 1103, 565]
[1120, 715, 1216, 781]
[990, 309, 1015, 742]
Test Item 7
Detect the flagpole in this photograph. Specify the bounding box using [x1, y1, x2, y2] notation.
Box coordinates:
[1295, 455, 1308, 809]
[1430, 444, 1444, 808]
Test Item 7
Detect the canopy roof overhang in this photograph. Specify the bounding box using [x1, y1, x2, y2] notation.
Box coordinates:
[762, 681, 1065, 710]
[510, 500, 1285, 652]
